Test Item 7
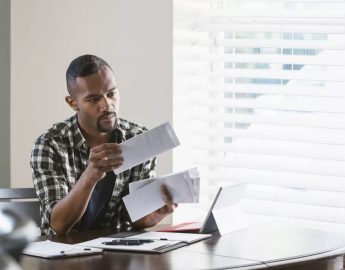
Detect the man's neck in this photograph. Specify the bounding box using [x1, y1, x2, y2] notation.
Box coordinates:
[78, 125, 113, 148]
[76, 116, 115, 148]
[85, 132, 112, 148]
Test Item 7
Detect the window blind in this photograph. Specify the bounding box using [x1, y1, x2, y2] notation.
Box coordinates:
[173, 0, 345, 228]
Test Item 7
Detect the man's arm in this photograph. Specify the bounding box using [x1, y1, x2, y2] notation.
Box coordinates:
[49, 166, 98, 235]
[50, 143, 124, 235]
[32, 142, 123, 235]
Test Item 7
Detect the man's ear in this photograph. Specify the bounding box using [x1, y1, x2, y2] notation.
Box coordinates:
[65, 96, 79, 111]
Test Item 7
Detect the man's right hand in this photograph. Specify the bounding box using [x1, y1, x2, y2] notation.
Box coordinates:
[86, 143, 123, 183]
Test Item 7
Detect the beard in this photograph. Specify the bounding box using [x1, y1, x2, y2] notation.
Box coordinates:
[96, 111, 118, 133]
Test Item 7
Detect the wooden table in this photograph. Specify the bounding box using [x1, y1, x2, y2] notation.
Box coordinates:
[20, 222, 345, 270]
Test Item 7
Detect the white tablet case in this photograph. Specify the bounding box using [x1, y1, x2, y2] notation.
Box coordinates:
[200, 182, 247, 236]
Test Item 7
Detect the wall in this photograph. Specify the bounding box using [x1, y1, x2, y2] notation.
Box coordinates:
[0, 0, 11, 187]
[10, 0, 173, 187]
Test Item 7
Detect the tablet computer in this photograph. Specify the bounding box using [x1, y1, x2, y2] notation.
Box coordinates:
[159, 182, 247, 234]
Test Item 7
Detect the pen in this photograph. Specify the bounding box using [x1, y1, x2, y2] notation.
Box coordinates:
[60, 249, 76, 254]
[102, 239, 154, 246]
[59, 248, 79, 255]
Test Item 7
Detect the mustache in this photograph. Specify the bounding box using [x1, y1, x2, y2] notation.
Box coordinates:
[99, 111, 117, 120]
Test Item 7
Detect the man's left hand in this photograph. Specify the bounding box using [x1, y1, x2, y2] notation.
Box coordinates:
[133, 184, 178, 229]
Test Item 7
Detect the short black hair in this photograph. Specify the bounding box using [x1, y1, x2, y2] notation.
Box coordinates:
[66, 54, 112, 95]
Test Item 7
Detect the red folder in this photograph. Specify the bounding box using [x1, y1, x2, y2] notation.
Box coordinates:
[158, 222, 202, 233]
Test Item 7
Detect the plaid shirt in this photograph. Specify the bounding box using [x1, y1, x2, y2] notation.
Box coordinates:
[30, 114, 156, 235]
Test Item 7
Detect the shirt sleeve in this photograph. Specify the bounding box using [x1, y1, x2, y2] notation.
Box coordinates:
[30, 137, 69, 230]
[141, 157, 157, 179]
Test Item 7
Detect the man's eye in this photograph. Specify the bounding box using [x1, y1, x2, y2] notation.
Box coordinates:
[88, 98, 99, 103]
[107, 91, 116, 98]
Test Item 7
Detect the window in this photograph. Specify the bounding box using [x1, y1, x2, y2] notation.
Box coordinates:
[173, 0, 345, 233]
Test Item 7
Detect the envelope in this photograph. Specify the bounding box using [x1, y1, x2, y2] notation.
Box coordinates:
[123, 168, 200, 222]
[114, 122, 180, 175]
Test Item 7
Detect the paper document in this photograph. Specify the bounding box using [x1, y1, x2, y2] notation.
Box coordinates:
[22, 240, 103, 258]
[76, 231, 211, 254]
[76, 237, 182, 254]
[114, 122, 180, 174]
[123, 168, 200, 222]
[127, 231, 211, 244]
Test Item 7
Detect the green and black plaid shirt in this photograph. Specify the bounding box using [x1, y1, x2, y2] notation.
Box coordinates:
[30, 114, 156, 235]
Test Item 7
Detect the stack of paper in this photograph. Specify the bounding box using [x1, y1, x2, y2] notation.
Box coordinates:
[123, 168, 200, 222]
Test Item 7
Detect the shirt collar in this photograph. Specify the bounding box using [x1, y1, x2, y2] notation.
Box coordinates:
[115, 120, 126, 142]
[71, 114, 87, 149]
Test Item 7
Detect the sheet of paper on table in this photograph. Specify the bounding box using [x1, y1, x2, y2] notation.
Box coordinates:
[22, 240, 103, 258]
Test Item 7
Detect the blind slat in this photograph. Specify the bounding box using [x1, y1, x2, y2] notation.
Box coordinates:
[245, 185, 345, 207]
[195, 140, 345, 161]
[185, 68, 345, 82]
[242, 200, 345, 223]
[215, 38, 345, 50]
[192, 126, 345, 145]
[193, 155, 345, 177]
[176, 53, 345, 66]
[195, 112, 345, 129]
[196, 96, 345, 114]
[175, 35, 345, 51]
[188, 84, 345, 98]
[197, 10, 345, 19]
[199, 24, 345, 34]
[205, 169, 345, 192]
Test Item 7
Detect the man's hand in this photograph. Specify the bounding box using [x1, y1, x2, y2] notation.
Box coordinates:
[133, 185, 178, 229]
[85, 143, 124, 183]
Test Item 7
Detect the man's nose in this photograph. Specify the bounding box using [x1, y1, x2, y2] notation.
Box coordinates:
[99, 97, 112, 111]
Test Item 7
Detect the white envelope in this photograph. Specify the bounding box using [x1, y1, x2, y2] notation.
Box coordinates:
[123, 168, 200, 222]
[129, 168, 200, 203]
[113, 122, 180, 174]
[123, 180, 164, 222]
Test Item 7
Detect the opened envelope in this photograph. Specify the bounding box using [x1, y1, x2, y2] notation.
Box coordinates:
[123, 168, 200, 222]
[113, 122, 180, 174]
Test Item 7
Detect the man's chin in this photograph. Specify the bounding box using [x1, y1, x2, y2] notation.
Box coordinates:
[97, 120, 117, 133]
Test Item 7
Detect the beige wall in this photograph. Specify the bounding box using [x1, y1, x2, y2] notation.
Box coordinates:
[10, 0, 172, 187]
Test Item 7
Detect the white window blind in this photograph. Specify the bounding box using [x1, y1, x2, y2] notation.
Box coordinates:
[173, 0, 345, 230]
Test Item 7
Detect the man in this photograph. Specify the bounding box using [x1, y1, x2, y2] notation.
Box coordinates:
[31, 54, 175, 235]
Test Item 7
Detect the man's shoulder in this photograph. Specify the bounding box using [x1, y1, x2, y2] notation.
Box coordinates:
[34, 115, 75, 147]
[117, 118, 148, 139]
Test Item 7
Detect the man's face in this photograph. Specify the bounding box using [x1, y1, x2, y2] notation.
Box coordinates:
[68, 66, 120, 135]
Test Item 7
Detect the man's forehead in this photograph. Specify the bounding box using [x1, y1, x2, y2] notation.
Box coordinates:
[74, 66, 117, 94]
